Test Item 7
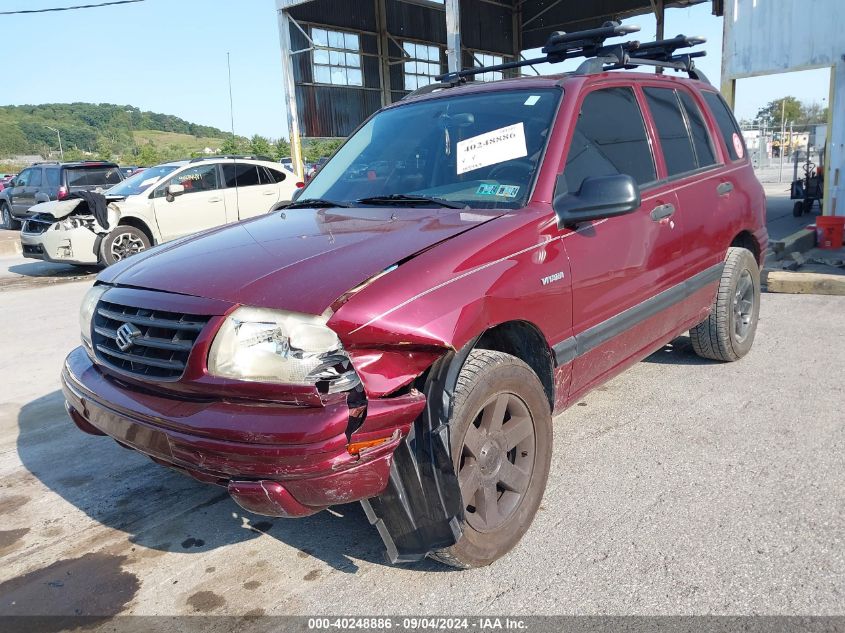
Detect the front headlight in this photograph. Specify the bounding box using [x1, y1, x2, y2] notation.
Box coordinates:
[207, 306, 360, 392]
[79, 284, 108, 349]
[56, 217, 88, 231]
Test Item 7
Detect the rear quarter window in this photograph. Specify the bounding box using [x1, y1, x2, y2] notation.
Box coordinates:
[702, 92, 746, 161]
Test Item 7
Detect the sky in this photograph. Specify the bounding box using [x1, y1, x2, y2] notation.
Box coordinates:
[1, 0, 831, 139]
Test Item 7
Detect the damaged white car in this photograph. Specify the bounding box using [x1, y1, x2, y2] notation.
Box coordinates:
[20, 156, 297, 267]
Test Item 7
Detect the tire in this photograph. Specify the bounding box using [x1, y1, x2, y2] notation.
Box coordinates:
[99, 225, 150, 266]
[430, 350, 552, 569]
[1, 202, 20, 230]
[793, 201, 804, 217]
[690, 247, 760, 362]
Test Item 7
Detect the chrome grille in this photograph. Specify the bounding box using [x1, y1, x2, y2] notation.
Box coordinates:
[92, 299, 209, 379]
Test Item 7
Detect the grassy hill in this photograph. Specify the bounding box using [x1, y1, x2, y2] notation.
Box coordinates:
[0, 103, 239, 166]
[132, 130, 225, 154]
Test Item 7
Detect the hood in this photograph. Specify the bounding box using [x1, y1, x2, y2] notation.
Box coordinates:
[100, 206, 503, 315]
[29, 199, 85, 219]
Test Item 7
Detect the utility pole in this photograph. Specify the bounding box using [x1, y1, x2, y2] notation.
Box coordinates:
[778, 99, 786, 183]
[227, 52, 236, 149]
[45, 125, 63, 161]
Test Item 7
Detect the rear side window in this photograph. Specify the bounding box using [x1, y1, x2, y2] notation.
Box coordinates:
[262, 166, 287, 184]
[65, 167, 122, 187]
[643, 88, 697, 176]
[702, 92, 745, 161]
[29, 169, 43, 187]
[222, 163, 261, 188]
[678, 92, 716, 168]
[564, 87, 656, 192]
[46, 168, 60, 187]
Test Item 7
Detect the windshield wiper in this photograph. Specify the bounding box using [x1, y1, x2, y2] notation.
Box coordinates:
[281, 198, 350, 209]
[356, 194, 465, 209]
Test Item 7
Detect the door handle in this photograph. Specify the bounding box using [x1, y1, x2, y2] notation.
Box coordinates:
[208, 197, 222, 203]
[650, 203, 675, 221]
[717, 182, 734, 196]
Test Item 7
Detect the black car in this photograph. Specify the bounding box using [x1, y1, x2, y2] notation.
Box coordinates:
[0, 161, 124, 230]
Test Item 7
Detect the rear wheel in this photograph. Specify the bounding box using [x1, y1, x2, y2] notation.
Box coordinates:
[690, 247, 760, 362]
[100, 226, 150, 266]
[430, 350, 552, 569]
[1, 202, 20, 230]
[793, 201, 804, 217]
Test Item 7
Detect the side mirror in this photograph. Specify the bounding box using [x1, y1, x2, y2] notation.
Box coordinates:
[165, 183, 185, 202]
[553, 174, 640, 229]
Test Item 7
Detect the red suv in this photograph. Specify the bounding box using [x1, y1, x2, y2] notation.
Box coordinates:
[62, 27, 766, 569]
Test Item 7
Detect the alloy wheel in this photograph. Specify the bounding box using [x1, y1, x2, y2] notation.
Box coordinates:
[733, 269, 755, 341]
[457, 392, 535, 533]
[110, 233, 146, 261]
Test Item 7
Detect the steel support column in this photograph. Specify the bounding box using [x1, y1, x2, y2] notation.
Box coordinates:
[445, 0, 462, 73]
[276, 6, 305, 179]
[375, 0, 392, 106]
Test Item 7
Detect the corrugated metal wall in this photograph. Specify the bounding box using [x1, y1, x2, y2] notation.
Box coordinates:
[283, 0, 712, 136]
[287, 0, 518, 137]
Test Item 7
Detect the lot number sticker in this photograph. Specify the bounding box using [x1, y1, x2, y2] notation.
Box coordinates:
[457, 123, 528, 175]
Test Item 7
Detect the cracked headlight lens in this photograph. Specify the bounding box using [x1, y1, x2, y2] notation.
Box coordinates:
[207, 306, 360, 391]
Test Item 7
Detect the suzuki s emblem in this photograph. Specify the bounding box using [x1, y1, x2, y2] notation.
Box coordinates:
[115, 323, 142, 351]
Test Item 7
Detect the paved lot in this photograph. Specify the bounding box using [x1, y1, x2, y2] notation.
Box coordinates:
[1, 275, 843, 617]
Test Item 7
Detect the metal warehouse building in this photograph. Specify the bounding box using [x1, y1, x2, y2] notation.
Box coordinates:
[275, 0, 717, 173]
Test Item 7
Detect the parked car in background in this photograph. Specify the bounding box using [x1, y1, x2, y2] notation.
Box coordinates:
[120, 166, 140, 178]
[20, 155, 297, 266]
[1, 161, 123, 230]
[61, 49, 767, 569]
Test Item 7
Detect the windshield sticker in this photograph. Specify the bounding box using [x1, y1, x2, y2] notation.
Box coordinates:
[524, 95, 541, 106]
[457, 123, 528, 175]
[476, 183, 521, 198]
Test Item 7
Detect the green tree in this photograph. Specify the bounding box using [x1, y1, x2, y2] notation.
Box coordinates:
[249, 134, 273, 157]
[273, 137, 291, 161]
[135, 141, 160, 167]
[755, 96, 803, 128]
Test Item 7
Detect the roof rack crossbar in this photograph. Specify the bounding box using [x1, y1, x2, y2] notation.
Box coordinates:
[189, 154, 274, 163]
[412, 23, 709, 99]
[432, 21, 640, 85]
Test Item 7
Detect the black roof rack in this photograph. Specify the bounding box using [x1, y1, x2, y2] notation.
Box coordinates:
[188, 154, 275, 163]
[406, 21, 708, 99]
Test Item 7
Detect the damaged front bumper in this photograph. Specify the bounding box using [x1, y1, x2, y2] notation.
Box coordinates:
[20, 218, 101, 265]
[61, 346, 426, 516]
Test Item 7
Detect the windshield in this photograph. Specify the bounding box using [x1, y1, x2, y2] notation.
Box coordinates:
[304, 88, 560, 209]
[105, 164, 179, 197]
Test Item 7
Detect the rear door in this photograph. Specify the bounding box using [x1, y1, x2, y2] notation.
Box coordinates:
[558, 84, 687, 401]
[641, 84, 726, 278]
[221, 162, 279, 220]
[151, 164, 228, 241]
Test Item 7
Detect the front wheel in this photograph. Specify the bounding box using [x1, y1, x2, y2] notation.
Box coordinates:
[690, 247, 760, 362]
[100, 226, 150, 266]
[1, 202, 20, 230]
[430, 350, 552, 569]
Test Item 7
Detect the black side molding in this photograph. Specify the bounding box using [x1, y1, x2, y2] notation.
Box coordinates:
[552, 262, 724, 364]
